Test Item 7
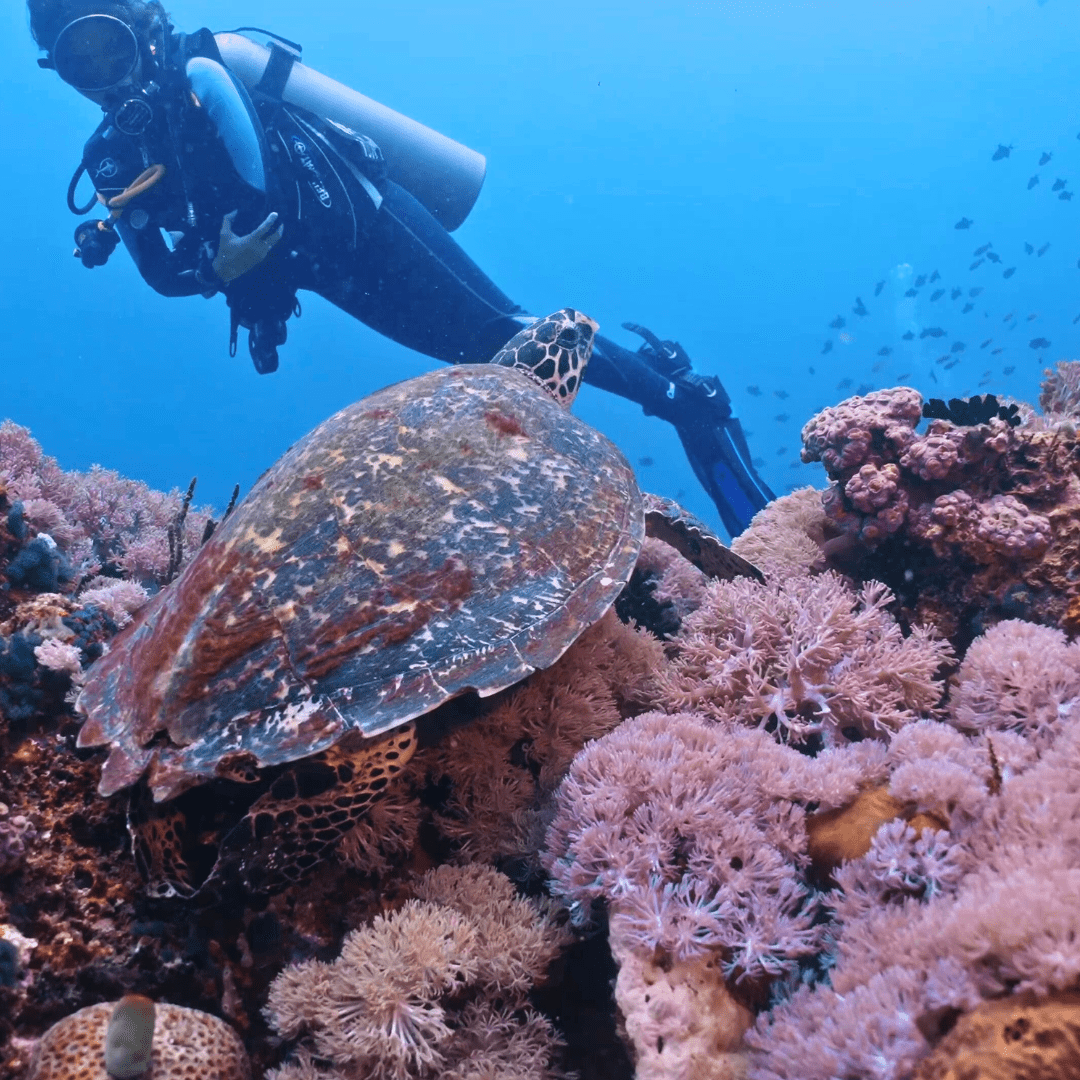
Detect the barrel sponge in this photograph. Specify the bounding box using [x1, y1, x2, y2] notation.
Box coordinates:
[28, 1001, 251, 1080]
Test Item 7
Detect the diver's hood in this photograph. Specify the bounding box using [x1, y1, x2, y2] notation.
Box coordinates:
[215, 32, 485, 232]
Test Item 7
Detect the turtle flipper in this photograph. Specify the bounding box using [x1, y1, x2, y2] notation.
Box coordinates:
[642, 492, 765, 583]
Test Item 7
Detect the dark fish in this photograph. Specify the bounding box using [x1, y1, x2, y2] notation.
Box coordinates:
[1038, 242, 1050, 256]
[746, 385, 762, 396]
[920, 327, 947, 338]
[874, 280, 885, 296]
[980, 339, 992, 348]
[991, 144, 1013, 160]
[951, 288, 963, 300]
[752, 457, 765, 468]
[1003, 365, 1015, 374]
[829, 315, 846, 329]
[991, 348, 1004, 355]
[1028, 175, 1041, 189]
[905, 288, 918, 297]
[1027, 313, 1039, 321]
[1030, 337, 1051, 349]
[836, 378, 852, 389]
[935, 354, 950, 365]
[902, 331, 915, 341]
[872, 360, 888, 373]
[638, 456, 654, 467]
[1061, 191, 1074, 201]
[852, 297, 869, 317]
[914, 274, 927, 287]
[955, 217, 974, 229]
[774, 389, 789, 399]
[775, 413, 789, 422]
[944, 358, 960, 369]
[1004, 311, 1016, 322]
[969, 259, 984, 270]
[974, 242, 992, 256]
[1039, 151, 1052, 166]
[1074, 314, 1080, 324]
[1003, 267, 1016, 278]
[1053, 178, 1067, 191]
[776, 447, 788, 456]
[821, 340, 834, 354]
[896, 373, 910, 381]
[855, 383, 873, 396]
[969, 287, 984, 297]
[808, 366, 816, 375]
[930, 289, 945, 301]
[951, 341, 966, 353]
[929, 371, 938, 383]
[929, 270, 940, 282]
[1025, 242, 1035, 254]
[985, 251, 1002, 263]
[877, 346, 893, 357]
[962, 303, 975, 313]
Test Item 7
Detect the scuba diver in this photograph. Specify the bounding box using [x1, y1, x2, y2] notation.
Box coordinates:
[28, 0, 774, 537]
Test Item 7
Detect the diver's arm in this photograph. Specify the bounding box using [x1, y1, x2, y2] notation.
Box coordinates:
[112, 218, 213, 297]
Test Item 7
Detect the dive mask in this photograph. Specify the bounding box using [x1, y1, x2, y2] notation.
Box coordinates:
[45, 14, 141, 93]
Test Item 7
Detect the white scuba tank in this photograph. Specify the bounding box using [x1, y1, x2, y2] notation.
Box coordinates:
[215, 32, 486, 232]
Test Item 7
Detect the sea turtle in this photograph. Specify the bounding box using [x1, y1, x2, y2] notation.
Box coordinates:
[75, 308, 763, 897]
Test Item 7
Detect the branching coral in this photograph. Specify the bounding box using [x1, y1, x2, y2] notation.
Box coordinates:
[265, 865, 570, 1080]
[656, 570, 951, 745]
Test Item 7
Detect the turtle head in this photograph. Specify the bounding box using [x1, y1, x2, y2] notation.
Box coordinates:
[492, 308, 598, 409]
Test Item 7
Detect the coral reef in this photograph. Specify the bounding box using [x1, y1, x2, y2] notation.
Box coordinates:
[27, 999, 250, 1079]
[800, 381, 1080, 642]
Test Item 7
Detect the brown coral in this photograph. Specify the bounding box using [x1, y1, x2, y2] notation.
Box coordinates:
[27, 1000, 251, 1079]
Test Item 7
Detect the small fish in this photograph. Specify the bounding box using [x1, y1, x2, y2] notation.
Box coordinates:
[914, 274, 927, 287]
[774, 389, 789, 399]
[979, 376, 993, 387]
[962, 303, 975, 313]
[872, 360, 887, 372]
[874, 280, 885, 296]
[1061, 191, 1074, 201]
[905, 288, 919, 297]
[1030, 337, 1051, 349]
[901, 331, 915, 341]
[991, 348, 1004, 355]
[991, 144, 1013, 161]
[789, 460, 800, 468]
[929, 270, 940, 282]
[1003, 267, 1016, 278]
[920, 327, 947, 338]
[637, 456, 654, 467]
[896, 373, 911, 381]
[985, 251, 1002, 263]
[929, 371, 938, 383]
[1053, 178, 1067, 191]
[1003, 365, 1015, 374]
[836, 378, 852, 390]
[1004, 311, 1016, 322]
[776, 446, 788, 456]
[935, 354, 950, 365]
[951, 288, 963, 300]
[1024, 242, 1035, 255]
[746, 385, 762, 396]
[930, 289, 945, 301]
[969, 287, 984, 297]
[877, 346, 893, 357]
[852, 297, 869, 317]
[951, 341, 966, 353]
[973, 242, 992, 256]
[1028, 175, 1041, 190]
[821, 340, 834, 354]
[808, 366, 816, 375]
[829, 315, 846, 329]
[944, 358, 961, 369]
[1038, 242, 1050, 256]
[955, 217, 974, 229]
[1039, 151, 1052, 166]
[1075, 313, 1080, 325]
[969, 259, 984, 270]
[775, 413, 789, 422]
[752, 457, 765, 467]
[1027, 313, 1039, 321]
[980, 339, 992, 348]
[855, 383, 873, 396]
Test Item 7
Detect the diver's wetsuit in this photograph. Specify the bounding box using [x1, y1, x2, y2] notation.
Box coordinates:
[77, 28, 773, 535]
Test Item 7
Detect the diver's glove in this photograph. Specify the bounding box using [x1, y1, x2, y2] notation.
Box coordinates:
[211, 210, 284, 283]
[73, 220, 120, 268]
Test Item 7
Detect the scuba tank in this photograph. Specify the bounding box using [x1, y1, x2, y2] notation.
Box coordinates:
[214, 31, 486, 232]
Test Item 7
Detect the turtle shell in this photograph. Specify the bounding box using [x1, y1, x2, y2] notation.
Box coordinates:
[76, 364, 645, 803]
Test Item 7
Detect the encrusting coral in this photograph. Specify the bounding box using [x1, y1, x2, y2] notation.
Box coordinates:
[264, 864, 571, 1080]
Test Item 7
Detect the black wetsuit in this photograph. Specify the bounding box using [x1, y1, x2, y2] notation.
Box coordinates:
[77, 28, 773, 535]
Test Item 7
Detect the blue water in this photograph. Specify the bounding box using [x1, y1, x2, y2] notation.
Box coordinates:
[2, 0, 1078, 534]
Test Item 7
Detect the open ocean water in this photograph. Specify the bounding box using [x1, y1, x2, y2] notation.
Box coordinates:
[2, 0, 1079, 535]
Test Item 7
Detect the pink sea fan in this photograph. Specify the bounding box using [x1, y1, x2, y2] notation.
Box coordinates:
[948, 619, 1080, 743]
[657, 571, 951, 744]
[77, 578, 151, 628]
[543, 712, 826, 977]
